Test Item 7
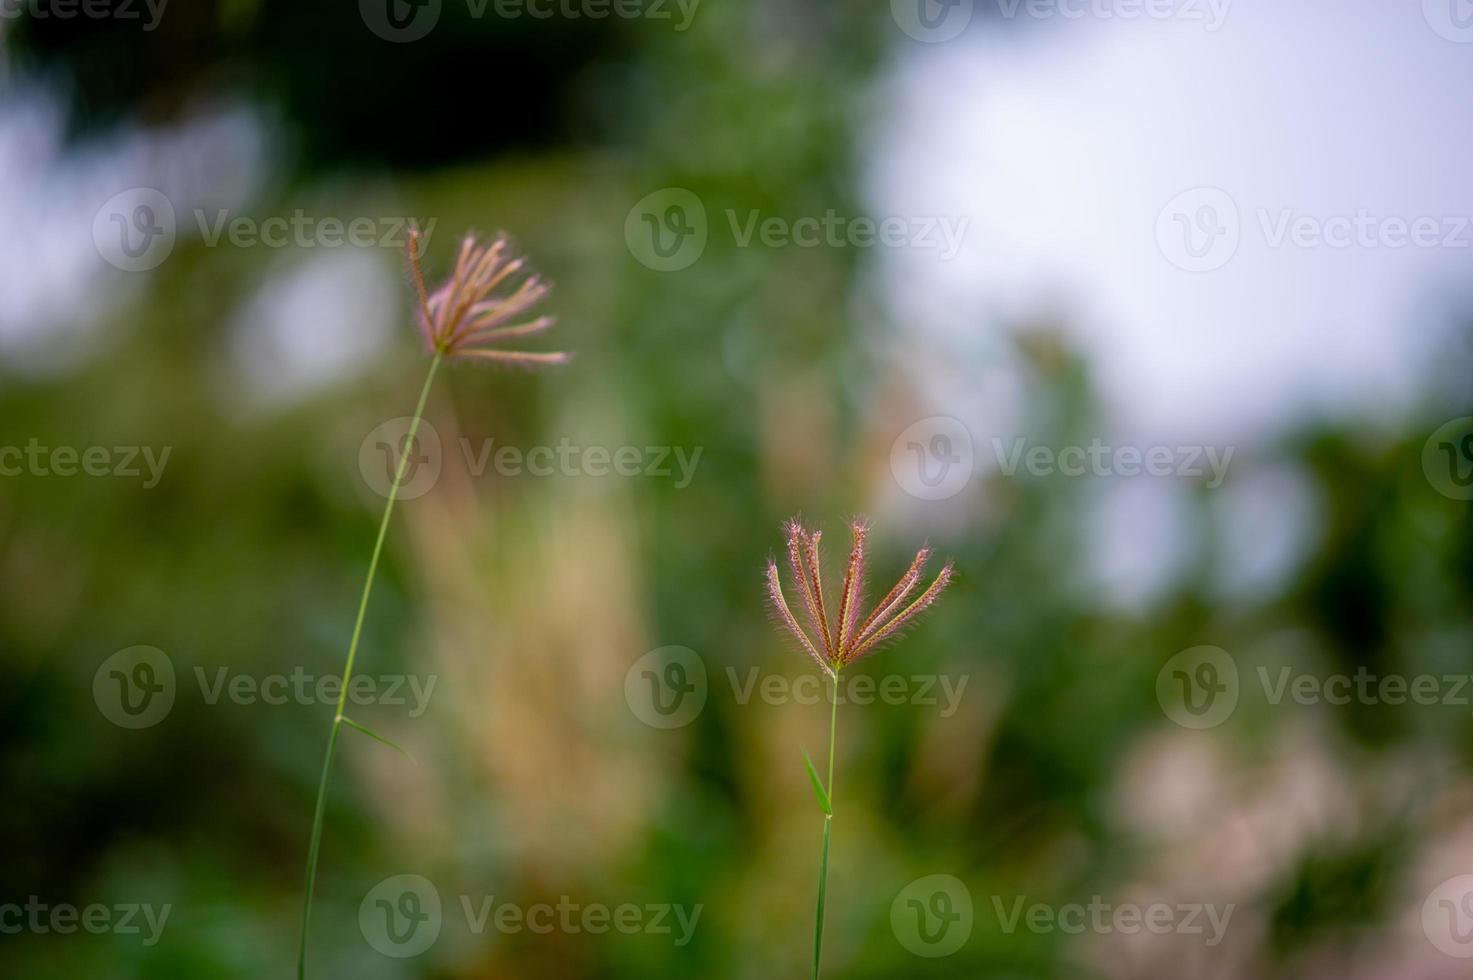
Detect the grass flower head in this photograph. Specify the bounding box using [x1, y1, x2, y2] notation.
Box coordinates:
[406, 227, 568, 366]
[300, 226, 567, 980]
[764, 517, 953, 979]
[765, 517, 953, 677]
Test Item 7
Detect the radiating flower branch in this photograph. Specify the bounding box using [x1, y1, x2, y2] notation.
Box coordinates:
[766, 518, 953, 979]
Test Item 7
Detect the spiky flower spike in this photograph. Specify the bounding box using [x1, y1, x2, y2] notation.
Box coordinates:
[768, 519, 953, 980]
[405, 227, 569, 366]
[300, 225, 568, 980]
[766, 518, 953, 678]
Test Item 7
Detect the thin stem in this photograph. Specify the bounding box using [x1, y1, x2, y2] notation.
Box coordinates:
[812, 667, 840, 980]
[297, 352, 443, 980]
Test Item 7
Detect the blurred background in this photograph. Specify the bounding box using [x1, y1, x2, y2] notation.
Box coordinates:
[2, 0, 1472, 976]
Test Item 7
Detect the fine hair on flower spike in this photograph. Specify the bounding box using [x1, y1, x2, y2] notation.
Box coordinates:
[405, 226, 569, 366]
[765, 517, 953, 677]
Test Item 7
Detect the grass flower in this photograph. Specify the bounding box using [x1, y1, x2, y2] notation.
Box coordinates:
[297, 228, 564, 979]
[766, 518, 953, 979]
[407, 229, 569, 365]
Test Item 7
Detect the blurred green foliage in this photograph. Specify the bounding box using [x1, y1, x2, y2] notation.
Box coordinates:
[3, 1, 1473, 978]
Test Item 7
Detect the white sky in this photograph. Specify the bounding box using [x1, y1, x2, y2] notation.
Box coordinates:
[866, 0, 1473, 607]
[867, 0, 1473, 447]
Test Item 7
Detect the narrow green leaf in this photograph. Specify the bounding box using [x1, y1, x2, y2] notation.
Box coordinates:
[340, 715, 413, 762]
[802, 747, 832, 815]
